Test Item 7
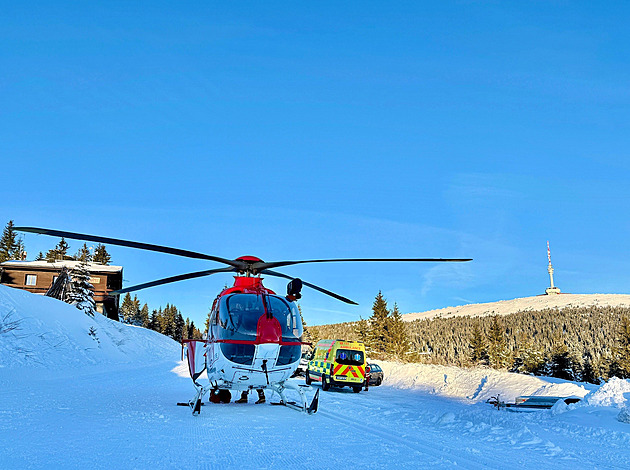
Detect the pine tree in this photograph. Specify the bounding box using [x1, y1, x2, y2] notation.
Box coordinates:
[174, 312, 185, 342]
[66, 259, 96, 316]
[354, 317, 370, 344]
[119, 293, 140, 324]
[547, 334, 581, 380]
[184, 318, 191, 340]
[612, 316, 630, 378]
[75, 243, 92, 262]
[93, 244, 111, 265]
[368, 291, 390, 355]
[487, 316, 509, 369]
[297, 304, 316, 346]
[139, 303, 150, 328]
[520, 342, 545, 375]
[187, 320, 202, 339]
[160, 304, 174, 337]
[46, 238, 70, 262]
[469, 321, 488, 365]
[149, 308, 161, 331]
[581, 353, 598, 384]
[387, 303, 411, 359]
[13, 238, 25, 260]
[35, 252, 45, 261]
[0, 220, 22, 262]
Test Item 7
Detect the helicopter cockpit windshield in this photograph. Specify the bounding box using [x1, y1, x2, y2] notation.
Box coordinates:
[217, 293, 303, 366]
[219, 293, 303, 340]
[220, 294, 263, 340]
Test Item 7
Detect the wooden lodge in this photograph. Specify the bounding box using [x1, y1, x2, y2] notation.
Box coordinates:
[0, 260, 123, 320]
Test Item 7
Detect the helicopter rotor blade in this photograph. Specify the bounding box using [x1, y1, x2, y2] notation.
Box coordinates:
[253, 258, 472, 272]
[14, 227, 245, 269]
[261, 269, 358, 305]
[111, 267, 237, 295]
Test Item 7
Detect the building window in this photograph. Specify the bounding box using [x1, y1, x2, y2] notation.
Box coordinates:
[25, 274, 37, 286]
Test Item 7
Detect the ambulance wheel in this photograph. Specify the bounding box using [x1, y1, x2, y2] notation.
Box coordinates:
[305, 370, 312, 385]
[322, 375, 330, 391]
[352, 386, 361, 393]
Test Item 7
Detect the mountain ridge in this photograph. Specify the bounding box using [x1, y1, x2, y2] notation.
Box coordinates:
[403, 293, 630, 322]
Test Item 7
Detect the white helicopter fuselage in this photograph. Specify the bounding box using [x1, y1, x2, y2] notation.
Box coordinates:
[205, 341, 299, 390]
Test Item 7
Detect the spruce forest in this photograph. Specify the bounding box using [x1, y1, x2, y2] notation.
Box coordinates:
[118, 293, 203, 342]
[310, 292, 630, 384]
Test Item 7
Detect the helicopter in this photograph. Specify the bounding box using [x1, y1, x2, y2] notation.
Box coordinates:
[15, 226, 471, 415]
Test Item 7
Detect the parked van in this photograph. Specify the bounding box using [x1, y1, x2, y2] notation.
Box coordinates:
[306, 339, 366, 393]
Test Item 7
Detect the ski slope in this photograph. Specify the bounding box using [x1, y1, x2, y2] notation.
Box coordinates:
[2, 286, 630, 469]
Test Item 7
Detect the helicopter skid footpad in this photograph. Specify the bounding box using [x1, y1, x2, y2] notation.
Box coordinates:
[270, 385, 319, 415]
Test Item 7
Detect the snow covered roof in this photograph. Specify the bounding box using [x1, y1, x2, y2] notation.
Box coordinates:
[0, 260, 123, 273]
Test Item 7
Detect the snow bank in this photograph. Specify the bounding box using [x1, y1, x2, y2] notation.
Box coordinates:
[580, 377, 630, 408]
[0, 285, 179, 370]
[379, 361, 630, 426]
[378, 361, 591, 403]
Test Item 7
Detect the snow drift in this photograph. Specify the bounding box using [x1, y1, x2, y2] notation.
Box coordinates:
[0, 284, 179, 369]
[379, 361, 592, 403]
[579, 376, 630, 408]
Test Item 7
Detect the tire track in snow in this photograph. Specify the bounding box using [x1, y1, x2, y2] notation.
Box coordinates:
[316, 408, 504, 468]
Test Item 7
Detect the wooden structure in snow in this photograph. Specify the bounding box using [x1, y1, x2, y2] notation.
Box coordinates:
[0, 260, 123, 320]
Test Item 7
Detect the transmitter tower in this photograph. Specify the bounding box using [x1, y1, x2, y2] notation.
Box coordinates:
[545, 241, 561, 295]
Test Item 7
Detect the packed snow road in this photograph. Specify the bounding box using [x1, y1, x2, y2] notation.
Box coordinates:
[1, 360, 629, 469]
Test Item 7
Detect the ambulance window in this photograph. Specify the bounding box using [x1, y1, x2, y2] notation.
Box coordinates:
[335, 349, 364, 365]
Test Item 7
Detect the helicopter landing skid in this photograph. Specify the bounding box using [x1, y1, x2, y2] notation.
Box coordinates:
[187, 384, 210, 416]
[270, 382, 320, 415]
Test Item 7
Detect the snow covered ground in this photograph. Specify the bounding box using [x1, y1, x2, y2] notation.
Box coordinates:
[2, 285, 630, 469]
[404, 293, 630, 322]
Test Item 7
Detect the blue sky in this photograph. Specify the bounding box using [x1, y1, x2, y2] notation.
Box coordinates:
[2, 1, 629, 326]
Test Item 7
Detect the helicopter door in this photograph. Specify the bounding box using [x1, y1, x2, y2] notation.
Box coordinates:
[183, 340, 207, 382]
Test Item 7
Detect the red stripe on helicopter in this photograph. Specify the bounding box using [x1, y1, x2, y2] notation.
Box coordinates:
[214, 339, 306, 346]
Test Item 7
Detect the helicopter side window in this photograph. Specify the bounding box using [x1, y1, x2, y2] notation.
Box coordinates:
[265, 295, 303, 341]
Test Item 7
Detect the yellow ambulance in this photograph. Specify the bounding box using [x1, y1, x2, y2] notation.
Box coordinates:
[305, 339, 366, 393]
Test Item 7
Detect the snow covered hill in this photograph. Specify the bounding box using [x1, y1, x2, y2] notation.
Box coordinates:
[0, 284, 179, 369]
[404, 293, 630, 322]
[2, 286, 630, 469]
